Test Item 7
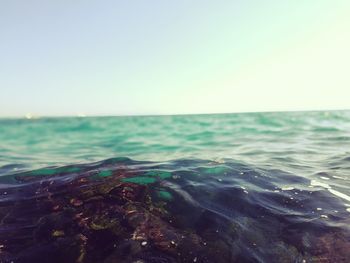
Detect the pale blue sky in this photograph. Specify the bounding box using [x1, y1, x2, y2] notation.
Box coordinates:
[1, 0, 349, 117]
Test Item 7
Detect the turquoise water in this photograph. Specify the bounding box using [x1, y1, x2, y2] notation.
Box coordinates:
[1, 111, 350, 262]
[2, 111, 350, 172]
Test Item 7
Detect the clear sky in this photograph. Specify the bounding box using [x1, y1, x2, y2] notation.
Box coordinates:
[1, 0, 349, 117]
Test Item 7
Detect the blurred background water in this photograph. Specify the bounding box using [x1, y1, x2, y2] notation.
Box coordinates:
[1, 111, 350, 171]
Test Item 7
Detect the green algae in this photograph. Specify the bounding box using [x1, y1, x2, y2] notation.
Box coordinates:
[121, 176, 156, 185]
[144, 171, 172, 179]
[89, 170, 113, 180]
[30, 168, 58, 176]
[203, 166, 227, 175]
[157, 190, 173, 200]
[97, 170, 113, 177]
[29, 167, 81, 176]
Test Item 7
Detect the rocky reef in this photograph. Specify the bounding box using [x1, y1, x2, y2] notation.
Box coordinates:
[0, 159, 349, 262]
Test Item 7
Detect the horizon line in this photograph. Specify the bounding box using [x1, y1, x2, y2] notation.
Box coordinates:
[0, 108, 349, 120]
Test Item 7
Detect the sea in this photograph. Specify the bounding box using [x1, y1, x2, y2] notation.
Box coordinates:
[0, 111, 349, 262]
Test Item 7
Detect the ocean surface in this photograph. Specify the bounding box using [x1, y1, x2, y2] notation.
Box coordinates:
[0, 111, 350, 262]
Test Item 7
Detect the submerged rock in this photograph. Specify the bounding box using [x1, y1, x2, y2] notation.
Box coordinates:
[1, 160, 349, 263]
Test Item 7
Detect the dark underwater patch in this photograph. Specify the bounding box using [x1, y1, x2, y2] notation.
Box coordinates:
[0, 158, 349, 263]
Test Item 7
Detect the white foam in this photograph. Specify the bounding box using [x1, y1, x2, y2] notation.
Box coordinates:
[310, 180, 331, 189]
[310, 180, 350, 207]
[281, 186, 294, 191]
[328, 189, 350, 202]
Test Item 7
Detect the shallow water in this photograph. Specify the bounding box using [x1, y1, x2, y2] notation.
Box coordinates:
[0, 111, 350, 262]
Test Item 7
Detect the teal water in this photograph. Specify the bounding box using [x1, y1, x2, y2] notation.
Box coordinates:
[1, 111, 350, 262]
[1, 111, 350, 173]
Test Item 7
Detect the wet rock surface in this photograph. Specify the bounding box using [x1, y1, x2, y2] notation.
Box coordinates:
[0, 158, 350, 262]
